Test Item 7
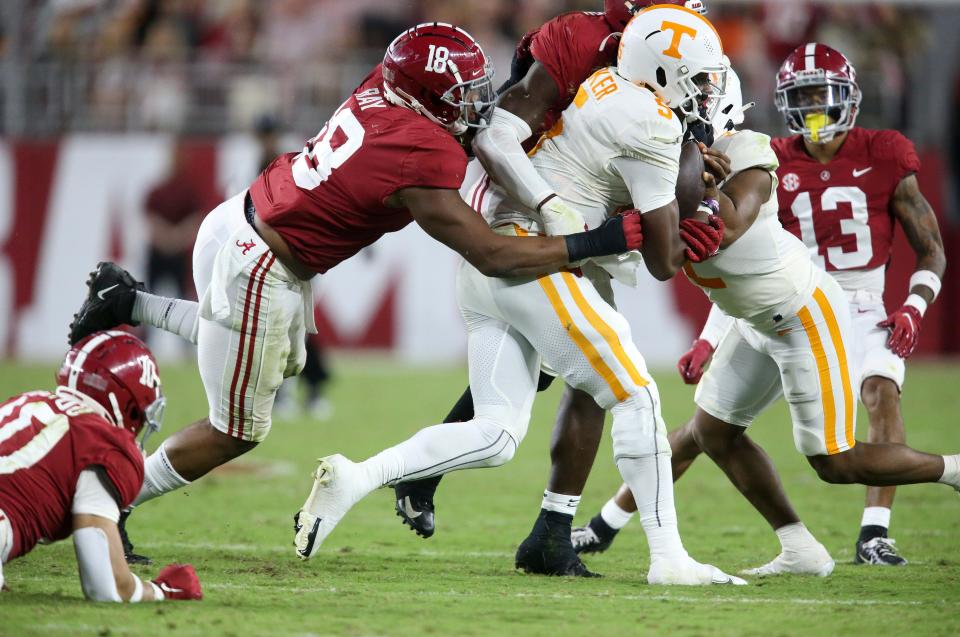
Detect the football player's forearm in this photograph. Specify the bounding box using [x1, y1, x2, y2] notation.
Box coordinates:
[473, 108, 554, 211]
[470, 236, 568, 278]
[893, 180, 946, 303]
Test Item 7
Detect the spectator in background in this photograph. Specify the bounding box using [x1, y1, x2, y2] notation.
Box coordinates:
[254, 116, 334, 421]
[143, 139, 203, 328]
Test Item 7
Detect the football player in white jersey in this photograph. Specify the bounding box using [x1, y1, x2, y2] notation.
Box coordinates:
[572, 68, 960, 575]
[293, 6, 745, 585]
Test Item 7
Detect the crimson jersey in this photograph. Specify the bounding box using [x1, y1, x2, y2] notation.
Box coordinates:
[0, 390, 143, 559]
[249, 66, 468, 274]
[512, 11, 618, 143]
[773, 127, 919, 274]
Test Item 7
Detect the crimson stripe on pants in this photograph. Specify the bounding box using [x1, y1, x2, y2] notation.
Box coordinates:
[227, 252, 270, 437]
[235, 254, 276, 439]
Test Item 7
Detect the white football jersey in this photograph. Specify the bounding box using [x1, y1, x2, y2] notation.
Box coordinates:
[460, 66, 682, 283]
[683, 129, 818, 324]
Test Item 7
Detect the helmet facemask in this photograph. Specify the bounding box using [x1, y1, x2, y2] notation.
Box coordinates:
[439, 66, 497, 135]
[139, 393, 165, 450]
[776, 78, 860, 143]
[677, 63, 728, 124]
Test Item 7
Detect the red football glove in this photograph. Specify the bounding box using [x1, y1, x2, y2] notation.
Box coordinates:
[153, 563, 203, 601]
[679, 214, 725, 263]
[677, 338, 715, 385]
[877, 305, 923, 358]
[621, 210, 644, 250]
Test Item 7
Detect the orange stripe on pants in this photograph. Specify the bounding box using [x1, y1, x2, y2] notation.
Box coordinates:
[559, 272, 648, 389]
[797, 302, 839, 455]
[537, 274, 630, 402]
[811, 287, 855, 450]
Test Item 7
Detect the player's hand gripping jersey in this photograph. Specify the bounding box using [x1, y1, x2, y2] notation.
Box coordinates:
[773, 127, 920, 295]
[248, 67, 468, 275]
[0, 389, 143, 559]
[683, 130, 818, 324]
[463, 66, 681, 283]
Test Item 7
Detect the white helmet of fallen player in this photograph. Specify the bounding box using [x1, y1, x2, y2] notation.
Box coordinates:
[617, 4, 726, 123]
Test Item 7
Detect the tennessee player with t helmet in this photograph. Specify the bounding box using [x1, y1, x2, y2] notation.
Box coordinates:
[68, 23, 643, 564]
[391, 0, 725, 577]
[0, 331, 201, 601]
[573, 54, 959, 572]
[293, 5, 745, 587]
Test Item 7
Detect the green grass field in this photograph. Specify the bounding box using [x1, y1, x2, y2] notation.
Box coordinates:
[1, 358, 959, 637]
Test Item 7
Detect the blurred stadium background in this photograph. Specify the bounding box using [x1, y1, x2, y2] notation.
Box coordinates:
[0, 0, 958, 368]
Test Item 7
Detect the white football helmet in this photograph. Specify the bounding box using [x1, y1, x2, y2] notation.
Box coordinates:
[617, 5, 726, 122]
[709, 60, 753, 134]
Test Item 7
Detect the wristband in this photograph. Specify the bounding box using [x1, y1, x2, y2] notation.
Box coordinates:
[700, 198, 720, 216]
[129, 574, 144, 603]
[904, 293, 928, 317]
[536, 193, 557, 213]
[149, 580, 164, 601]
[909, 270, 941, 301]
[564, 218, 626, 262]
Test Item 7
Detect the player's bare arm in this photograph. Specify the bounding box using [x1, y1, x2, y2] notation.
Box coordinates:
[489, 61, 559, 136]
[637, 199, 686, 280]
[890, 174, 946, 304]
[398, 187, 640, 278]
[708, 168, 772, 249]
[72, 513, 161, 601]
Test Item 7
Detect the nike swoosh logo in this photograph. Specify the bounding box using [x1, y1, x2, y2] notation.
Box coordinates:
[401, 496, 422, 518]
[853, 167, 872, 178]
[159, 583, 184, 594]
[97, 284, 119, 300]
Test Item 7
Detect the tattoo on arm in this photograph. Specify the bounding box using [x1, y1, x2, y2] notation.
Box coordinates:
[891, 174, 946, 303]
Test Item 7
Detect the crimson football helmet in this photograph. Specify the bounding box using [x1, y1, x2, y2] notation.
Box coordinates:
[382, 22, 496, 136]
[57, 330, 165, 447]
[775, 43, 861, 143]
[603, 0, 707, 30]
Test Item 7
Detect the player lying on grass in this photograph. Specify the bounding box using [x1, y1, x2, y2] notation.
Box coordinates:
[66, 23, 644, 564]
[0, 332, 201, 601]
[393, 0, 718, 577]
[572, 59, 959, 573]
[293, 6, 743, 587]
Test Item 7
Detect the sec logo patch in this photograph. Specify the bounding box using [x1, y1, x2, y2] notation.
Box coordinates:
[782, 173, 800, 192]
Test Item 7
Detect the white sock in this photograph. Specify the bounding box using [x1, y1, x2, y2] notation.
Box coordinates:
[132, 291, 199, 344]
[358, 448, 405, 491]
[775, 522, 818, 552]
[861, 506, 891, 530]
[542, 490, 580, 517]
[617, 453, 686, 561]
[133, 443, 191, 506]
[600, 497, 635, 530]
[938, 454, 960, 488]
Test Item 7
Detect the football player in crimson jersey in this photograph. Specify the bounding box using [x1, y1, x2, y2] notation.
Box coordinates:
[574, 45, 953, 569]
[68, 23, 643, 564]
[0, 332, 201, 601]
[391, 0, 726, 577]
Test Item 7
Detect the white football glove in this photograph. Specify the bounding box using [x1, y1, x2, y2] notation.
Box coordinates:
[539, 196, 586, 236]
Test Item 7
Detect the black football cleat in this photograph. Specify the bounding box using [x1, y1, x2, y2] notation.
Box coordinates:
[394, 477, 440, 539]
[515, 509, 600, 577]
[118, 509, 152, 565]
[571, 513, 620, 555]
[68, 262, 144, 345]
[855, 536, 908, 566]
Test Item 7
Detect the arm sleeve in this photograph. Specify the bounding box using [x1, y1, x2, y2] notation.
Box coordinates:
[698, 304, 735, 349]
[73, 526, 122, 602]
[473, 107, 555, 211]
[72, 468, 121, 523]
[609, 156, 677, 213]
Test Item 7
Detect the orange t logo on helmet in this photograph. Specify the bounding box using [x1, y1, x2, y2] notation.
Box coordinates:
[660, 21, 697, 59]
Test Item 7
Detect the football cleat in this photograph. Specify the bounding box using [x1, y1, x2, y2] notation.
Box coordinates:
[648, 556, 748, 586]
[855, 536, 908, 566]
[69, 262, 144, 345]
[515, 510, 600, 578]
[394, 478, 439, 539]
[118, 509, 152, 566]
[571, 513, 620, 555]
[293, 454, 365, 560]
[741, 544, 835, 577]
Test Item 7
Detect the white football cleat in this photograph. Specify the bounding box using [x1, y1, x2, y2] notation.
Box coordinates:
[293, 454, 366, 561]
[741, 544, 835, 577]
[648, 556, 748, 586]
